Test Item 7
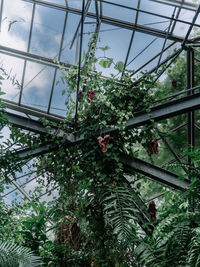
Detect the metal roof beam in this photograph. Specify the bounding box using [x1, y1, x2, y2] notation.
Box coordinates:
[120, 154, 189, 190]
[5, 111, 74, 142]
[5, 91, 200, 141]
[13, 144, 189, 190]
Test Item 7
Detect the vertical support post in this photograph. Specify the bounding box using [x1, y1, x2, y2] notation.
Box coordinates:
[187, 48, 195, 166]
[187, 49, 195, 211]
[0, 0, 4, 32]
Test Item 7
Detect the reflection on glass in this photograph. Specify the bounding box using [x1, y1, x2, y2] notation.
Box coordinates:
[102, 2, 136, 23]
[30, 5, 65, 58]
[67, 0, 82, 9]
[46, 0, 65, 4]
[60, 12, 80, 64]
[127, 32, 164, 72]
[0, 0, 32, 51]
[21, 61, 55, 111]
[50, 69, 68, 116]
[95, 23, 131, 76]
[0, 54, 24, 102]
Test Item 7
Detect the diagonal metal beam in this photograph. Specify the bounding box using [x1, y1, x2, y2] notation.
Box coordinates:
[5, 111, 74, 141]
[5, 91, 200, 141]
[182, 4, 200, 48]
[13, 144, 190, 190]
[120, 154, 189, 190]
[3, 99, 66, 122]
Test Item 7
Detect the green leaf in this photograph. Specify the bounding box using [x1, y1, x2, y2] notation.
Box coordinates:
[114, 61, 124, 72]
[99, 45, 110, 51]
[99, 58, 113, 68]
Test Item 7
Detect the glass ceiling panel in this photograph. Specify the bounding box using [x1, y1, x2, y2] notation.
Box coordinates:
[140, 0, 174, 17]
[67, 0, 82, 9]
[95, 23, 132, 76]
[102, 2, 137, 23]
[21, 61, 55, 111]
[173, 22, 190, 38]
[88, 0, 96, 13]
[46, 0, 66, 4]
[60, 12, 81, 64]
[138, 11, 171, 31]
[3, 190, 23, 205]
[0, 54, 24, 102]
[126, 32, 164, 71]
[0, 0, 32, 51]
[50, 69, 68, 116]
[30, 4, 65, 58]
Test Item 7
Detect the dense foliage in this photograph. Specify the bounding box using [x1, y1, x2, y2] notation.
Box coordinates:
[1, 37, 200, 266]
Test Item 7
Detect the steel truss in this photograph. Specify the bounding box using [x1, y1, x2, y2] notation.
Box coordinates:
[1, 0, 200, 233]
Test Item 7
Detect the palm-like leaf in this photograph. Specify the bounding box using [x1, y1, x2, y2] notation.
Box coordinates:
[186, 227, 200, 267]
[102, 185, 140, 241]
[0, 241, 43, 267]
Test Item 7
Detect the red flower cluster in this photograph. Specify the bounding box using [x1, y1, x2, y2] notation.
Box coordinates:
[97, 134, 110, 152]
[87, 90, 95, 103]
[147, 201, 157, 222]
[148, 139, 159, 154]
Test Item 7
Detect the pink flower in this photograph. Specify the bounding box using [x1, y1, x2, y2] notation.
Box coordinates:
[148, 139, 159, 154]
[87, 90, 95, 103]
[97, 134, 110, 152]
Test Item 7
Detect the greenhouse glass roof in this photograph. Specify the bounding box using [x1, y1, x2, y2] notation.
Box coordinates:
[1, 0, 200, 118]
[1, 0, 200, 203]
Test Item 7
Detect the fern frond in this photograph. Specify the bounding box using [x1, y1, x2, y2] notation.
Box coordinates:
[0, 241, 43, 267]
[186, 227, 200, 267]
[134, 242, 162, 267]
[102, 185, 140, 241]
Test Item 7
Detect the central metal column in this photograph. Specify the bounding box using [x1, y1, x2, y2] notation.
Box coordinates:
[187, 48, 195, 166]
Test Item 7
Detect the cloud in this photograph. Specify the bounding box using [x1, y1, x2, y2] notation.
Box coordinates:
[0, 0, 57, 101]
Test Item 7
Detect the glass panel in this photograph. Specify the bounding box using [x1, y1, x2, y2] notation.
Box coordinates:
[140, 0, 174, 17]
[46, 0, 65, 4]
[60, 12, 80, 64]
[0, 0, 32, 51]
[50, 69, 68, 116]
[21, 61, 55, 111]
[67, 0, 82, 9]
[88, 0, 96, 13]
[102, 2, 136, 22]
[3, 190, 23, 204]
[0, 54, 24, 102]
[104, 0, 139, 8]
[126, 32, 164, 72]
[173, 22, 190, 38]
[138, 13, 171, 31]
[138, 0, 173, 31]
[175, 10, 200, 39]
[30, 5, 65, 58]
[178, 9, 196, 23]
[95, 23, 132, 76]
